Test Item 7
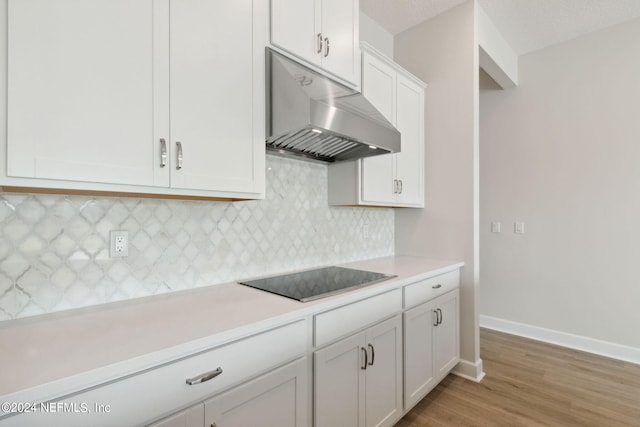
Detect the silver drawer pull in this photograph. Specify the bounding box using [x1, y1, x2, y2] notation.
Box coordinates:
[186, 367, 223, 385]
[176, 141, 183, 170]
[432, 284, 442, 289]
[160, 138, 167, 168]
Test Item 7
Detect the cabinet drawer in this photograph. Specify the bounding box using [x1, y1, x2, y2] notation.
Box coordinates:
[314, 289, 402, 347]
[404, 270, 460, 309]
[0, 320, 306, 427]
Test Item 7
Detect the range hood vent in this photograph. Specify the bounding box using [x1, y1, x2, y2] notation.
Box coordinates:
[266, 48, 400, 163]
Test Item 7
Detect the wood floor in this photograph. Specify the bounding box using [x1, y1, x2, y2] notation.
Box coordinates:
[396, 328, 640, 426]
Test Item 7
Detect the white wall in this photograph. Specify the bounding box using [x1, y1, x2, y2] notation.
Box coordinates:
[480, 18, 640, 356]
[359, 12, 394, 58]
[394, 1, 482, 380]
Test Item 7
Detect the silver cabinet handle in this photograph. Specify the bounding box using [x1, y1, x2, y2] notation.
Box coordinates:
[160, 138, 167, 168]
[399, 179, 403, 194]
[176, 141, 183, 170]
[438, 308, 443, 325]
[324, 37, 330, 57]
[317, 33, 323, 54]
[361, 347, 368, 370]
[393, 179, 398, 194]
[432, 284, 442, 289]
[368, 344, 375, 366]
[186, 367, 223, 385]
[433, 310, 439, 327]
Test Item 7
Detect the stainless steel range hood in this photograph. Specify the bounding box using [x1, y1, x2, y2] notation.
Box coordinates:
[266, 48, 401, 163]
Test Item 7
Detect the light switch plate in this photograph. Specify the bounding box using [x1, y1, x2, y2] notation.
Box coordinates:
[491, 222, 501, 233]
[514, 222, 525, 234]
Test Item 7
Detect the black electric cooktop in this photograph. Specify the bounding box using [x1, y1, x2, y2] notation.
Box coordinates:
[238, 266, 396, 302]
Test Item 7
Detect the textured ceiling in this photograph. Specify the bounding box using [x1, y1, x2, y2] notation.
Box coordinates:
[361, 0, 640, 55]
[360, 0, 467, 35]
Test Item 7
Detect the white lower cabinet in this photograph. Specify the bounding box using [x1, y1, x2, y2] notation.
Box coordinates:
[148, 404, 204, 427]
[403, 301, 436, 409]
[203, 358, 308, 427]
[433, 290, 460, 379]
[403, 289, 460, 409]
[149, 358, 307, 427]
[314, 315, 402, 427]
[0, 321, 306, 427]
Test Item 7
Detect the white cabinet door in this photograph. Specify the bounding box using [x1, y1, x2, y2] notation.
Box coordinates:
[270, 0, 317, 66]
[148, 404, 203, 427]
[7, 0, 169, 187]
[361, 50, 396, 123]
[364, 316, 403, 427]
[269, 0, 359, 85]
[434, 289, 460, 378]
[395, 74, 425, 207]
[403, 301, 436, 409]
[170, 0, 264, 195]
[314, 315, 402, 427]
[403, 288, 459, 410]
[360, 51, 396, 205]
[204, 358, 308, 427]
[314, 333, 365, 427]
[320, 0, 359, 83]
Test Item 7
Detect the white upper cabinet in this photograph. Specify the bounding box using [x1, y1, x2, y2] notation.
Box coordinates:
[4, 0, 265, 200]
[394, 74, 424, 206]
[7, 0, 164, 187]
[359, 51, 397, 205]
[328, 44, 425, 208]
[169, 0, 264, 195]
[270, 0, 360, 86]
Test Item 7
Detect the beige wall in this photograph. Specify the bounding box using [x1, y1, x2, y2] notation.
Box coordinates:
[394, 1, 482, 379]
[480, 18, 640, 353]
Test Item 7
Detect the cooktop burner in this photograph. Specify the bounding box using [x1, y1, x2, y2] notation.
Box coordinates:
[238, 266, 395, 302]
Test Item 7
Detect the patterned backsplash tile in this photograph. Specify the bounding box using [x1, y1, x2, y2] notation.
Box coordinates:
[0, 155, 394, 320]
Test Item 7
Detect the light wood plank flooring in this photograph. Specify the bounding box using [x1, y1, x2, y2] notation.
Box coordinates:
[397, 328, 640, 426]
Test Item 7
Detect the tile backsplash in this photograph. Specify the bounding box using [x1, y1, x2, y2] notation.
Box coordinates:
[0, 155, 394, 321]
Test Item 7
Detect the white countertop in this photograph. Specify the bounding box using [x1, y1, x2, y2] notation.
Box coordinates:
[0, 256, 463, 402]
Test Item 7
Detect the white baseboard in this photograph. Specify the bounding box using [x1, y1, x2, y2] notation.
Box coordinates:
[480, 315, 640, 365]
[452, 358, 485, 382]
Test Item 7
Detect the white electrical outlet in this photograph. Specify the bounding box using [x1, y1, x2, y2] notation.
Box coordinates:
[110, 230, 129, 257]
[363, 223, 370, 239]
